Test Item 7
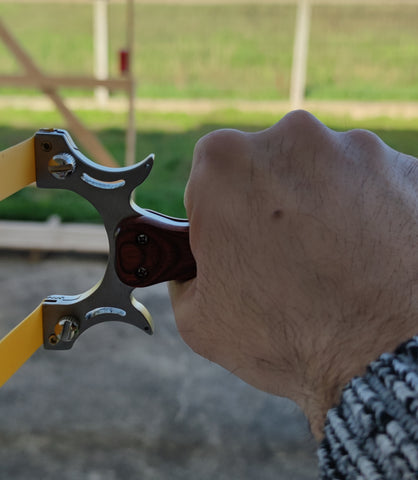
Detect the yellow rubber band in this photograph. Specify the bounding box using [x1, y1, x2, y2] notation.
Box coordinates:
[0, 136, 40, 385]
[0, 136, 36, 201]
[0, 304, 43, 387]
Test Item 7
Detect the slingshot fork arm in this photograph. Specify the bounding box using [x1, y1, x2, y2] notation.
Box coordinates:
[0, 129, 195, 386]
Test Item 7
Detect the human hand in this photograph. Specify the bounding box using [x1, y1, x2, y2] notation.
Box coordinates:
[169, 110, 418, 438]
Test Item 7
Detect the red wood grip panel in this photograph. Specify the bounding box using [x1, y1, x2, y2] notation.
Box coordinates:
[115, 212, 196, 288]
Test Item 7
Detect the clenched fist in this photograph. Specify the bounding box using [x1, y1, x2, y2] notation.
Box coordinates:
[169, 110, 418, 438]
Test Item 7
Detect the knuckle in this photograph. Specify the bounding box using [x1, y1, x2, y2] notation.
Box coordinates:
[343, 128, 382, 151]
[275, 110, 335, 160]
[269, 110, 335, 174]
[193, 128, 248, 172]
[278, 109, 326, 140]
[187, 129, 250, 212]
[342, 128, 386, 171]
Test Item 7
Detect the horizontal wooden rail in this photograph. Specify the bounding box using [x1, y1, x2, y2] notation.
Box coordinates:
[0, 219, 108, 254]
[0, 75, 133, 90]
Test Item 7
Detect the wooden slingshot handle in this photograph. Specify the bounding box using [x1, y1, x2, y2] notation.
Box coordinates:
[115, 211, 196, 288]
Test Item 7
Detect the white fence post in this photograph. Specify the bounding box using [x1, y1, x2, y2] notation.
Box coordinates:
[290, 0, 312, 110]
[94, 0, 109, 107]
[125, 0, 136, 166]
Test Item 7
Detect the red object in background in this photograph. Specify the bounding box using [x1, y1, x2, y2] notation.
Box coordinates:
[119, 49, 130, 74]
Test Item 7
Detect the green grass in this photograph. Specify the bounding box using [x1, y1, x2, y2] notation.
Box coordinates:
[308, 5, 418, 100]
[0, 108, 417, 223]
[0, 3, 417, 100]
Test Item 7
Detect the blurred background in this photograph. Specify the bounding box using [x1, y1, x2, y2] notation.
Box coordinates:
[0, 0, 417, 478]
[0, 0, 417, 221]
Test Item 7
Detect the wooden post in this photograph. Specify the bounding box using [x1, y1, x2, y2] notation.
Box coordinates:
[94, 0, 109, 107]
[125, 0, 137, 166]
[290, 0, 312, 110]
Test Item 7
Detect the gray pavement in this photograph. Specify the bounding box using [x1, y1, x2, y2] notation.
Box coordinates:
[0, 254, 318, 480]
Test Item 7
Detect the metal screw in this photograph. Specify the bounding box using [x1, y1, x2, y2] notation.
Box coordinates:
[48, 334, 59, 345]
[137, 266, 148, 278]
[53, 316, 79, 343]
[137, 234, 148, 245]
[48, 153, 76, 180]
[41, 142, 52, 152]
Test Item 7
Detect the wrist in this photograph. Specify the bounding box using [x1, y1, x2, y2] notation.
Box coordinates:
[302, 317, 418, 440]
[295, 310, 418, 440]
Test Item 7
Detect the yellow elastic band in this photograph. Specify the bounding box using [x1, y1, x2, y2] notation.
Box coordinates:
[0, 136, 36, 201]
[0, 304, 43, 387]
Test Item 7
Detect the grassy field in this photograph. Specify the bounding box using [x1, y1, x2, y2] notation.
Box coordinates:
[0, 107, 418, 222]
[0, 2, 417, 100]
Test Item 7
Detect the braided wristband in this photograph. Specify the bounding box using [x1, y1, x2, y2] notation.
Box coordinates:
[318, 336, 418, 479]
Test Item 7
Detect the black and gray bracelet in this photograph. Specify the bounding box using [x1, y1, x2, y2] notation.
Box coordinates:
[318, 336, 418, 479]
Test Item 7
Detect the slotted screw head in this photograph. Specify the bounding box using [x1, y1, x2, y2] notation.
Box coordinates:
[48, 153, 76, 180]
[54, 316, 79, 343]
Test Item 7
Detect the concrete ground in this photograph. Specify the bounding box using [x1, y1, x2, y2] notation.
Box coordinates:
[0, 253, 318, 480]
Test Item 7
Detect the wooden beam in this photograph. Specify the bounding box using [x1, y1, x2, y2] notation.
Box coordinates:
[125, 0, 137, 166]
[0, 75, 132, 90]
[0, 220, 108, 254]
[0, 19, 117, 168]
